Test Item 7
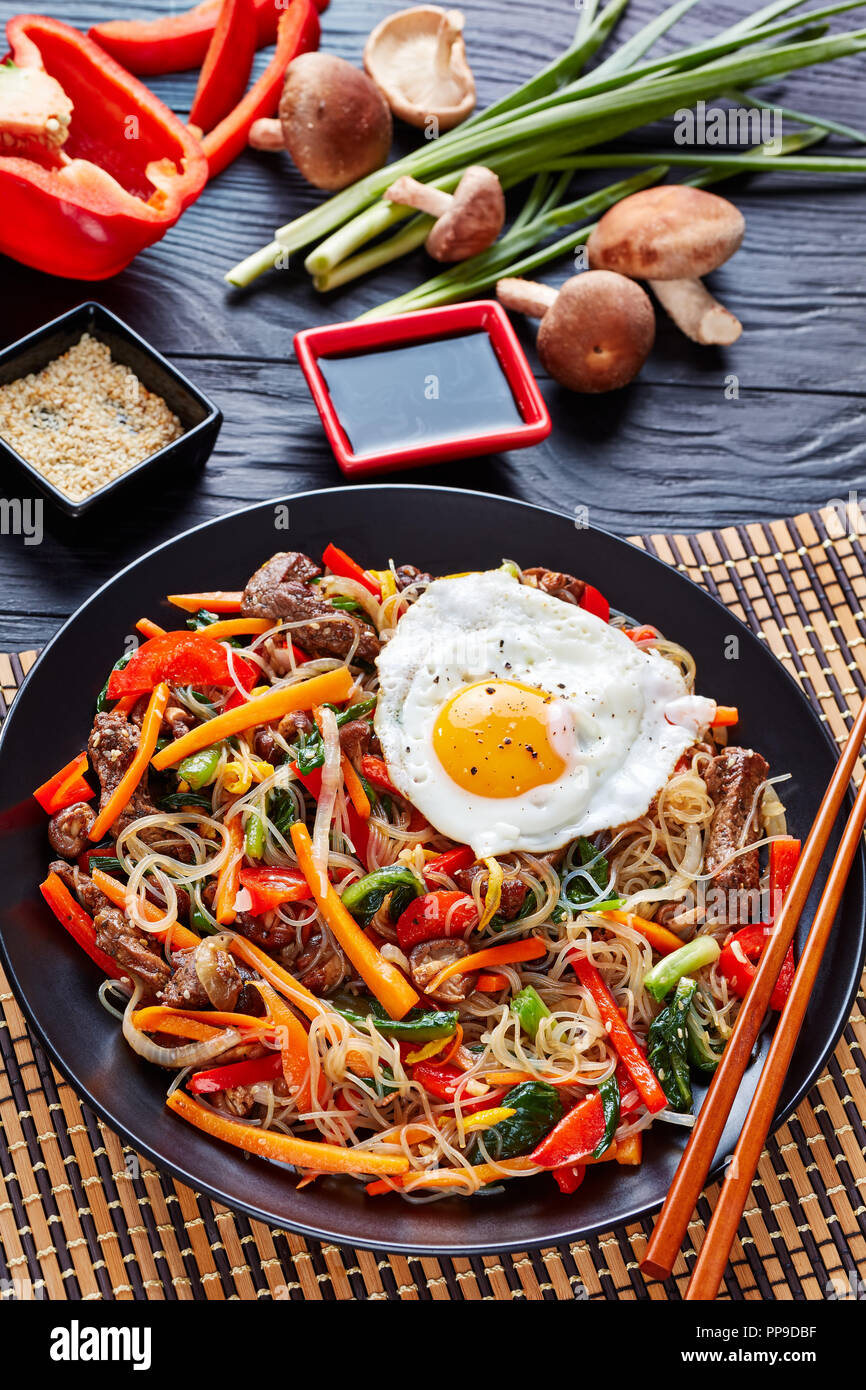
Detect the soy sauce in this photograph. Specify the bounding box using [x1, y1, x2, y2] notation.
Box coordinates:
[318, 331, 522, 457]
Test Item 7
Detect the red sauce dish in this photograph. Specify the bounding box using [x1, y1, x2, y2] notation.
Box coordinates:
[294, 300, 551, 477]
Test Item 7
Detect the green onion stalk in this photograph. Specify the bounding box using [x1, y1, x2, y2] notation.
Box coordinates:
[225, 0, 866, 292]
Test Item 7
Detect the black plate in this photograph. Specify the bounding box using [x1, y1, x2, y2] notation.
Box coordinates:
[1, 485, 862, 1256]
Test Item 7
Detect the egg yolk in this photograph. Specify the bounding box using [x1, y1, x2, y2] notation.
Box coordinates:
[432, 680, 567, 798]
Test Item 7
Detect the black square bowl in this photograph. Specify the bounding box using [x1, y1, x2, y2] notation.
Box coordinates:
[0, 302, 222, 517]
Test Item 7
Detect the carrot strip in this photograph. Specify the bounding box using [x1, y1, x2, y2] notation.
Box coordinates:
[114, 694, 139, 715]
[291, 822, 419, 1019]
[132, 1005, 270, 1038]
[476, 971, 510, 992]
[711, 705, 739, 727]
[167, 591, 244, 613]
[89, 683, 169, 840]
[136, 617, 167, 639]
[599, 909, 683, 957]
[90, 868, 201, 950]
[255, 981, 315, 1111]
[167, 1089, 410, 1175]
[227, 935, 329, 1024]
[33, 751, 94, 814]
[215, 817, 244, 926]
[341, 754, 371, 819]
[366, 1155, 536, 1195]
[425, 937, 546, 996]
[152, 668, 353, 769]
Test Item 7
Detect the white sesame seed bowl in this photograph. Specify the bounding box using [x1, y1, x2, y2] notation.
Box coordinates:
[0, 302, 222, 517]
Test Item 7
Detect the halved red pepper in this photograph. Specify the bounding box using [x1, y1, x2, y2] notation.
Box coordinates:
[395, 890, 479, 951]
[718, 837, 800, 1012]
[202, 1, 320, 179]
[0, 16, 207, 280]
[189, 0, 257, 135]
[106, 632, 258, 699]
[569, 953, 668, 1114]
[40, 872, 123, 979]
[422, 845, 475, 885]
[33, 752, 95, 815]
[323, 542, 382, 599]
[189, 1050, 283, 1094]
[89, 0, 328, 76]
[238, 867, 312, 915]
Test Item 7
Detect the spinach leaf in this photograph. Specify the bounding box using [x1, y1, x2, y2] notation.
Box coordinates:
[472, 1082, 563, 1163]
[648, 976, 697, 1113]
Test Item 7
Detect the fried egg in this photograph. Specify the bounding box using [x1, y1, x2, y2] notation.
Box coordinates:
[374, 569, 714, 857]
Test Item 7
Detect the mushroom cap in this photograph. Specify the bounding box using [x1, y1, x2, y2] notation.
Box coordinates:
[536, 271, 656, 393]
[587, 186, 745, 281]
[426, 165, 505, 261]
[278, 53, 392, 192]
[363, 5, 476, 132]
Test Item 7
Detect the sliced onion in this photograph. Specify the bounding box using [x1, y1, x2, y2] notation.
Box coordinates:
[312, 706, 340, 897]
[194, 934, 241, 1011]
[122, 984, 242, 1070]
[318, 574, 383, 627]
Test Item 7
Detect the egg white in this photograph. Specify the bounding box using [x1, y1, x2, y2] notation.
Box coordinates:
[374, 570, 715, 857]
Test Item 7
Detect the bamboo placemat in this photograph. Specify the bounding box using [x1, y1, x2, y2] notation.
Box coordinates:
[1, 506, 865, 1302]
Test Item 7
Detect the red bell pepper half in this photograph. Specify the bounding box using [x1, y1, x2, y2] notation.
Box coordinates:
[0, 16, 207, 280]
[238, 867, 312, 915]
[189, 0, 258, 135]
[202, 1, 321, 179]
[33, 752, 95, 815]
[395, 890, 479, 951]
[90, 0, 328, 75]
[189, 1050, 283, 1094]
[40, 872, 123, 980]
[106, 632, 258, 699]
[323, 543, 382, 599]
[570, 953, 668, 1114]
[718, 837, 801, 1012]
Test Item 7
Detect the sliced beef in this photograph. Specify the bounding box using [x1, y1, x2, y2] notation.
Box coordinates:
[704, 746, 770, 923]
[338, 718, 372, 770]
[212, 1085, 258, 1118]
[454, 864, 528, 921]
[93, 907, 170, 995]
[163, 704, 198, 742]
[47, 802, 96, 859]
[294, 929, 347, 996]
[523, 567, 586, 606]
[49, 861, 112, 916]
[160, 949, 208, 1009]
[241, 551, 380, 662]
[394, 564, 431, 592]
[88, 711, 158, 836]
[409, 938, 476, 1004]
[234, 908, 297, 952]
[160, 942, 243, 1012]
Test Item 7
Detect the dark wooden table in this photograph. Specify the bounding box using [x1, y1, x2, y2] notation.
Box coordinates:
[0, 0, 863, 650]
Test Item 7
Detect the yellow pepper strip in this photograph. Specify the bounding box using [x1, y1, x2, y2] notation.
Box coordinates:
[167, 1089, 410, 1176]
[405, 1034, 454, 1066]
[459, 1106, 516, 1135]
[223, 758, 274, 795]
[152, 667, 353, 770]
[195, 617, 271, 639]
[478, 857, 503, 931]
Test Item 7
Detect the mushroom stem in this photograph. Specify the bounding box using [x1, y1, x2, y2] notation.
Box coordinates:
[496, 277, 559, 319]
[648, 278, 743, 346]
[248, 118, 284, 152]
[386, 176, 454, 220]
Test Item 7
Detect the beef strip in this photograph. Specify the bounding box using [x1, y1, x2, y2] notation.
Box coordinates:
[294, 930, 348, 996]
[704, 746, 770, 923]
[233, 908, 297, 952]
[523, 567, 586, 606]
[47, 802, 96, 859]
[409, 939, 476, 1004]
[159, 943, 244, 1012]
[240, 551, 380, 661]
[88, 711, 158, 836]
[49, 861, 112, 916]
[212, 1085, 258, 1118]
[394, 564, 431, 592]
[93, 906, 170, 995]
[454, 864, 528, 921]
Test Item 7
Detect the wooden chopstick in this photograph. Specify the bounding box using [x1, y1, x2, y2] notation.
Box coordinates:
[685, 767, 866, 1299]
[640, 696, 866, 1283]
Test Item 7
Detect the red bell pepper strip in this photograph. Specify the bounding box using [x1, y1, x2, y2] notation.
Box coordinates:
[422, 845, 475, 884]
[106, 632, 258, 699]
[552, 1164, 586, 1195]
[395, 890, 479, 951]
[0, 16, 207, 281]
[531, 1090, 606, 1168]
[238, 866, 312, 915]
[322, 543, 382, 599]
[360, 755, 397, 795]
[569, 953, 668, 1114]
[579, 584, 610, 623]
[89, 0, 327, 76]
[291, 761, 370, 868]
[40, 872, 124, 980]
[33, 752, 95, 815]
[411, 1062, 504, 1114]
[202, 1, 321, 179]
[624, 625, 659, 643]
[189, 1050, 284, 1093]
[718, 838, 800, 1012]
[189, 0, 257, 135]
